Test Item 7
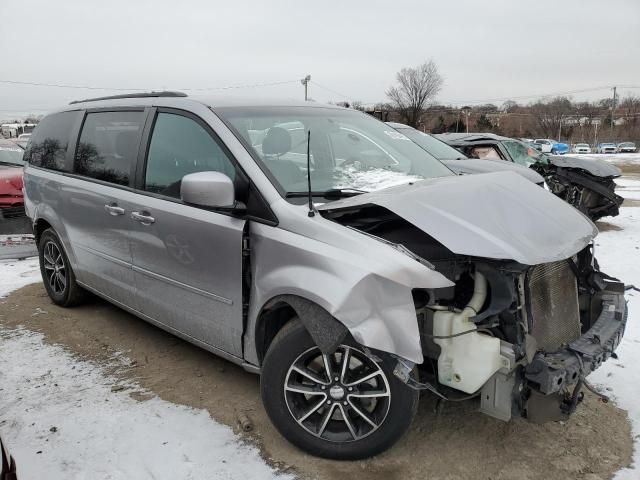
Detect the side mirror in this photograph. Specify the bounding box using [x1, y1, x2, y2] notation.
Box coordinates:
[180, 171, 235, 208]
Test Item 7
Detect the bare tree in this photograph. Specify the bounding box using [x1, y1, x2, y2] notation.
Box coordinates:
[386, 60, 443, 127]
[529, 97, 573, 139]
[501, 100, 518, 113]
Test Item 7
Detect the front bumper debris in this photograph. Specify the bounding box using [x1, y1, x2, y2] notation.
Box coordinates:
[525, 285, 627, 395]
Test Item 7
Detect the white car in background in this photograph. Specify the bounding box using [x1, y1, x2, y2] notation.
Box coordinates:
[617, 142, 637, 153]
[533, 138, 553, 153]
[597, 143, 617, 154]
[572, 143, 591, 154]
[15, 132, 31, 149]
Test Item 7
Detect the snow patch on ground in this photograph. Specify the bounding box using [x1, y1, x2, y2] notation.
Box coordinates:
[0, 261, 291, 479]
[0, 258, 40, 298]
[615, 178, 640, 201]
[570, 153, 640, 165]
[591, 207, 640, 479]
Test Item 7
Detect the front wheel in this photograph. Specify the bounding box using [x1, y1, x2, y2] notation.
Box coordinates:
[260, 320, 419, 459]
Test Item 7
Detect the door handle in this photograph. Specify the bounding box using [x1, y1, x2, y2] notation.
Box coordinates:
[131, 211, 155, 225]
[104, 203, 125, 216]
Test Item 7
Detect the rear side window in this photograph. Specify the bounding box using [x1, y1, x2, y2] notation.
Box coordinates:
[144, 113, 235, 198]
[74, 111, 145, 186]
[25, 111, 78, 171]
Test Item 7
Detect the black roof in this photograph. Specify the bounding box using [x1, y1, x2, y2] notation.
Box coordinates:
[434, 132, 512, 145]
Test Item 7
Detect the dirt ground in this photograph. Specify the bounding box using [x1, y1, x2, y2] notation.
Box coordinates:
[0, 284, 633, 480]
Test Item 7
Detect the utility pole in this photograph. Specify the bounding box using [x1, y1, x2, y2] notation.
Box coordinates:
[610, 86, 617, 141]
[461, 106, 471, 133]
[301, 75, 311, 101]
[557, 120, 562, 142]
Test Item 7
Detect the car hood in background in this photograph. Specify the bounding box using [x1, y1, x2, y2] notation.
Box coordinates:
[441, 158, 544, 185]
[319, 171, 597, 265]
[548, 155, 621, 177]
[0, 165, 24, 191]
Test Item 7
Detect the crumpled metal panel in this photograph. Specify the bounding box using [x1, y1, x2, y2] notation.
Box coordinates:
[244, 208, 456, 365]
[549, 155, 622, 178]
[319, 171, 597, 266]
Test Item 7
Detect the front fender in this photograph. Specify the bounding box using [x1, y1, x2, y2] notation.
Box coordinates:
[244, 222, 454, 366]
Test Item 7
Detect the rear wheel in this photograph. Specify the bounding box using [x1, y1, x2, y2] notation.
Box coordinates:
[38, 229, 86, 307]
[261, 320, 419, 459]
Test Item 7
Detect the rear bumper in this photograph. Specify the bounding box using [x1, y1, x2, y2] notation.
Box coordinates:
[525, 285, 627, 395]
[0, 204, 26, 219]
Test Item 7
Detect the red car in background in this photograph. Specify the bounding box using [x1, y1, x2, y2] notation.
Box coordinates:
[0, 139, 25, 219]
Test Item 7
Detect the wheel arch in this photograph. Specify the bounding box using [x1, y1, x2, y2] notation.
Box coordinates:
[33, 217, 53, 245]
[30, 207, 78, 270]
[254, 294, 349, 365]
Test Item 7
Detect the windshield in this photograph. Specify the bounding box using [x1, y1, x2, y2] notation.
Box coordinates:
[393, 127, 466, 160]
[0, 146, 25, 166]
[503, 140, 549, 166]
[217, 106, 453, 196]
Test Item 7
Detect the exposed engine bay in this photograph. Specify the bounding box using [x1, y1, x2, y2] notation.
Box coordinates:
[322, 204, 627, 423]
[532, 163, 624, 222]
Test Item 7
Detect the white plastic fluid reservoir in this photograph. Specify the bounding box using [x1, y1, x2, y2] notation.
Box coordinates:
[433, 309, 505, 394]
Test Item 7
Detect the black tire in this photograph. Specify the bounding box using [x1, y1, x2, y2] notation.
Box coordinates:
[38, 228, 86, 307]
[261, 319, 419, 459]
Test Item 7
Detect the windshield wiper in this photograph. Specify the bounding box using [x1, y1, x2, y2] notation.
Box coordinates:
[285, 188, 367, 200]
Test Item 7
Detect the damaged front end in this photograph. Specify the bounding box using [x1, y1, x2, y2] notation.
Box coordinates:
[532, 160, 624, 222]
[320, 186, 627, 424]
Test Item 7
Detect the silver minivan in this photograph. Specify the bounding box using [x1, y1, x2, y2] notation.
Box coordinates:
[24, 92, 627, 459]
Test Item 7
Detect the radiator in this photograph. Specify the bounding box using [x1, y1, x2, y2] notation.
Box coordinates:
[527, 260, 581, 352]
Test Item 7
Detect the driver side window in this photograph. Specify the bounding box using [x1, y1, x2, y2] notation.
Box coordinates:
[144, 113, 235, 198]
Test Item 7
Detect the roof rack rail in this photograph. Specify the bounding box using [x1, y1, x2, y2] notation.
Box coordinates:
[69, 91, 187, 105]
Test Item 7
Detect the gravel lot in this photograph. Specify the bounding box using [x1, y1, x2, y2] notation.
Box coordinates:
[0, 283, 633, 480]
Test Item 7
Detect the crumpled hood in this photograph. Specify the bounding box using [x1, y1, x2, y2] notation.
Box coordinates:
[441, 158, 544, 185]
[548, 155, 621, 178]
[319, 171, 597, 265]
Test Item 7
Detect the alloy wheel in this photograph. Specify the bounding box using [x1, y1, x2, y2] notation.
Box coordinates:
[283, 345, 391, 443]
[42, 241, 67, 295]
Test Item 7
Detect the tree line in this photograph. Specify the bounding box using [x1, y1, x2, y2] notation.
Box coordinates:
[345, 60, 640, 144]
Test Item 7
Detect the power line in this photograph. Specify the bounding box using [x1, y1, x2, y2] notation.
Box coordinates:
[180, 80, 300, 91]
[0, 79, 146, 91]
[0, 78, 300, 91]
[309, 81, 352, 101]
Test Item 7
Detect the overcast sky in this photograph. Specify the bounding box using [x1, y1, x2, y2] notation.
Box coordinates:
[1, 0, 639, 118]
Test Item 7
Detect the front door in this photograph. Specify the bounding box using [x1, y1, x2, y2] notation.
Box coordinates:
[129, 110, 245, 355]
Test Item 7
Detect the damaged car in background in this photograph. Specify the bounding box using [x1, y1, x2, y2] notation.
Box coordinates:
[24, 96, 627, 460]
[436, 132, 624, 221]
[385, 122, 546, 186]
